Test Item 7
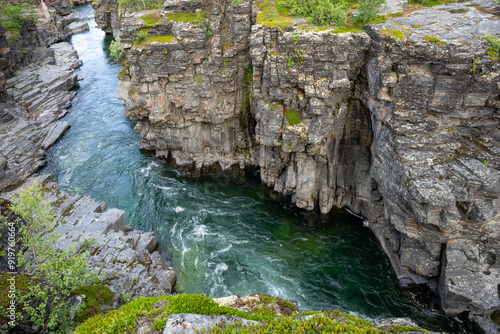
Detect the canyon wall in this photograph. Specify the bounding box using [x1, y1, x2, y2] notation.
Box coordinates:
[100, 0, 500, 331]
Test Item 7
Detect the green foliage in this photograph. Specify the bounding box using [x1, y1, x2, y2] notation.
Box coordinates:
[75, 293, 431, 334]
[0, 272, 32, 326]
[141, 12, 161, 26]
[311, 2, 346, 27]
[118, 0, 163, 13]
[80, 238, 97, 252]
[355, 0, 386, 23]
[424, 35, 445, 45]
[380, 29, 406, 39]
[166, 11, 206, 24]
[257, 0, 293, 28]
[408, 0, 443, 6]
[75, 294, 275, 334]
[285, 55, 295, 68]
[134, 29, 150, 45]
[121, 291, 132, 304]
[206, 29, 213, 38]
[0, 3, 38, 33]
[279, 0, 346, 26]
[71, 285, 114, 324]
[10, 180, 100, 333]
[484, 35, 499, 61]
[109, 38, 125, 61]
[285, 109, 303, 125]
[469, 57, 479, 74]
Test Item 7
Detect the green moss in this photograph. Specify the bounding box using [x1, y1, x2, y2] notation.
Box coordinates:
[6, 31, 21, 46]
[74, 292, 436, 334]
[333, 26, 364, 33]
[166, 11, 206, 24]
[425, 35, 445, 45]
[0, 272, 33, 325]
[118, 0, 163, 12]
[134, 34, 176, 47]
[203, 309, 422, 333]
[221, 41, 234, 49]
[484, 35, 499, 61]
[449, 8, 467, 13]
[285, 109, 303, 125]
[141, 12, 161, 26]
[128, 86, 136, 96]
[256, 0, 293, 28]
[71, 285, 114, 324]
[75, 294, 275, 334]
[380, 29, 406, 39]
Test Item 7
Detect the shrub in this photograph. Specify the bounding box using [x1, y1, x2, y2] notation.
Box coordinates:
[310, 0, 346, 26]
[134, 29, 149, 44]
[484, 35, 499, 61]
[355, 0, 386, 23]
[118, 0, 163, 12]
[10, 180, 100, 333]
[0, 3, 38, 33]
[109, 38, 125, 61]
[71, 285, 114, 324]
[282, 0, 347, 26]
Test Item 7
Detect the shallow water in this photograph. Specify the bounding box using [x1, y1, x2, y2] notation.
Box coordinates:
[41, 5, 466, 332]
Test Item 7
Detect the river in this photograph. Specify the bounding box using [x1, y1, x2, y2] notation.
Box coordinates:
[41, 5, 466, 332]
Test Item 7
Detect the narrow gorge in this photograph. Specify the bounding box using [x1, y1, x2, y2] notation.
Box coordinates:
[0, 0, 498, 332]
[92, 0, 500, 331]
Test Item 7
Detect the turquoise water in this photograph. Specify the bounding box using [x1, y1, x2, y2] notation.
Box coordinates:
[41, 6, 466, 332]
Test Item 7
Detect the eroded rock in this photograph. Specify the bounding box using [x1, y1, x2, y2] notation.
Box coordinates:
[1, 174, 177, 302]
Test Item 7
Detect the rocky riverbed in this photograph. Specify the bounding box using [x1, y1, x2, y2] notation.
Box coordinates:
[94, 0, 500, 331]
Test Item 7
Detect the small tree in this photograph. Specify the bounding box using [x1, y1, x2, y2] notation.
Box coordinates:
[355, 0, 386, 24]
[310, 0, 347, 26]
[11, 180, 99, 334]
[109, 38, 125, 61]
[0, 3, 38, 32]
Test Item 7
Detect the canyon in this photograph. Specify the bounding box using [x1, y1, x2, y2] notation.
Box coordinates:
[91, 0, 500, 331]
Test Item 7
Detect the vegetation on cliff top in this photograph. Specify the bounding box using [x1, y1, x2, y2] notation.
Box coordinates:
[141, 12, 162, 26]
[166, 11, 207, 24]
[74, 293, 426, 334]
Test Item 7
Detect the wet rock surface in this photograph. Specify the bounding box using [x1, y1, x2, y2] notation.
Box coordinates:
[1, 174, 176, 303]
[108, 0, 500, 331]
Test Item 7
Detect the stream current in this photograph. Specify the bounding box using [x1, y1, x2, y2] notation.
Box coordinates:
[41, 5, 466, 332]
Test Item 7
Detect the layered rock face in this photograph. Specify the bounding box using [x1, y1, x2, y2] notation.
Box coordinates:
[0, 4, 92, 192]
[362, 6, 500, 331]
[119, 0, 255, 170]
[100, 0, 500, 331]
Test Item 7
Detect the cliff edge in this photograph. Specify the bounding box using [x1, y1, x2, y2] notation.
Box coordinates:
[96, 0, 500, 331]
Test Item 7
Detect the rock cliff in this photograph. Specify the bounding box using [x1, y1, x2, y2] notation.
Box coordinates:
[1, 174, 176, 301]
[98, 0, 500, 331]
